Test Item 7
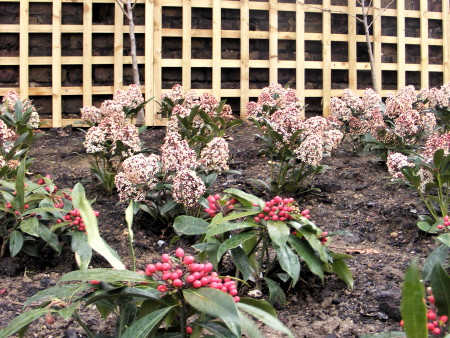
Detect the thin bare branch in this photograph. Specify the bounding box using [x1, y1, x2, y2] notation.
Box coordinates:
[367, 0, 395, 29]
[131, 0, 139, 11]
[297, 1, 363, 23]
[115, 0, 131, 20]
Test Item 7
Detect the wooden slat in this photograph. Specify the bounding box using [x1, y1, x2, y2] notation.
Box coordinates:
[212, 0, 221, 97]
[269, 0, 277, 83]
[145, 0, 155, 125]
[420, 0, 429, 88]
[114, 1, 124, 91]
[182, 0, 192, 90]
[296, 0, 305, 117]
[83, 0, 93, 108]
[52, 0, 62, 127]
[347, 1, 357, 90]
[372, 0, 382, 92]
[396, 0, 406, 88]
[19, 0, 29, 98]
[153, 0, 163, 126]
[240, 0, 250, 118]
[322, 0, 331, 116]
[443, 0, 450, 83]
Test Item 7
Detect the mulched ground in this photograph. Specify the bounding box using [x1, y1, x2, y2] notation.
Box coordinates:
[0, 124, 437, 337]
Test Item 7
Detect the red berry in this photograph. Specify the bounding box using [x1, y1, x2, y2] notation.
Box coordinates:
[429, 295, 435, 304]
[186, 326, 193, 334]
[186, 275, 195, 283]
[172, 279, 183, 287]
[157, 285, 168, 292]
[427, 310, 437, 320]
[45, 313, 55, 325]
[207, 195, 216, 203]
[432, 328, 441, 335]
[161, 263, 171, 271]
[14, 211, 19, 215]
[399, 320, 404, 327]
[183, 256, 195, 265]
[233, 296, 240, 303]
[192, 280, 202, 288]
[301, 209, 310, 216]
[24, 204, 29, 209]
[91, 280, 100, 284]
[254, 217, 260, 222]
[161, 254, 170, 263]
[203, 262, 213, 273]
[229, 289, 238, 296]
[427, 322, 435, 331]
[272, 215, 279, 221]
[440, 315, 448, 323]
[175, 248, 185, 258]
[214, 194, 220, 200]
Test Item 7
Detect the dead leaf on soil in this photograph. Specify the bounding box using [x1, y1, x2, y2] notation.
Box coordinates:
[343, 248, 380, 255]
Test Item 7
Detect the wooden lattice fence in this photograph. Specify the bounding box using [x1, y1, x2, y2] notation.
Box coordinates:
[0, 0, 449, 127]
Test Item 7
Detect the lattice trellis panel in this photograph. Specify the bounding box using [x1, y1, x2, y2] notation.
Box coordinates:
[0, 0, 449, 127]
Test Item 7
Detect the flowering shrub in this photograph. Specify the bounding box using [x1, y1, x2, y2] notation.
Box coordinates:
[81, 85, 149, 194]
[0, 90, 41, 178]
[0, 162, 98, 268]
[246, 83, 343, 194]
[330, 86, 436, 159]
[174, 188, 353, 305]
[420, 81, 450, 132]
[387, 132, 450, 233]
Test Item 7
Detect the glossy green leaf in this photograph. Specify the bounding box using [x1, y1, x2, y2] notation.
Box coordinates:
[15, 160, 25, 210]
[38, 223, 61, 253]
[223, 188, 264, 207]
[206, 221, 257, 238]
[121, 306, 174, 338]
[430, 263, 450, 317]
[20, 217, 40, 237]
[298, 228, 331, 263]
[71, 231, 92, 270]
[274, 245, 300, 286]
[84, 287, 160, 307]
[210, 210, 260, 228]
[331, 259, 354, 288]
[173, 215, 209, 235]
[437, 233, 450, 247]
[231, 247, 254, 281]
[9, 230, 23, 257]
[263, 277, 286, 307]
[238, 312, 262, 338]
[22, 207, 64, 216]
[288, 235, 324, 281]
[217, 231, 256, 262]
[423, 244, 449, 282]
[267, 221, 290, 247]
[183, 288, 241, 337]
[196, 321, 236, 338]
[237, 302, 293, 338]
[0, 308, 50, 337]
[58, 268, 148, 284]
[72, 183, 125, 270]
[239, 298, 277, 317]
[24, 283, 92, 307]
[400, 259, 427, 338]
[57, 302, 80, 320]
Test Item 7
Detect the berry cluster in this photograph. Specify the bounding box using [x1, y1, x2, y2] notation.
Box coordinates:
[4, 202, 29, 216]
[143, 248, 240, 303]
[400, 288, 448, 335]
[437, 215, 450, 231]
[205, 194, 237, 218]
[253, 196, 307, 223]
[319, 231, 329, 245]
[57, 209, 99, 232]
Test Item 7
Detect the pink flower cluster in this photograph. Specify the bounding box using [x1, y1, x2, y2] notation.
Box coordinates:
[386, 152, 414, 179]
[1, 90, 40, 129]
[161, 132, 198, 173]
[161, 85, 234, 132]
[420, 82, 450, 109]
[113, 84, 144, 109]
[199, 137, 230, 171]
[421, 132, 450, 162]
[172, 169, 206, 208]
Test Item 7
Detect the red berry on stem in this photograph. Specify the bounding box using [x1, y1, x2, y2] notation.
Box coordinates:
[161, 254, 170, 263]
[193, 280, 202, 288]
[186, 326, 193, 334]
[172, 279, 183, 287]
[175, 248, 185, 258]
[157, 285, 168, 292]
[440, 315, 448, 323]
[183, 256, 195, 265]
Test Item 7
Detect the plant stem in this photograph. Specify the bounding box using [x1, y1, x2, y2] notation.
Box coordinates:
[180, 296, 187, 338]
[128, 230, 136, 272]
[72, 311, 95, 338]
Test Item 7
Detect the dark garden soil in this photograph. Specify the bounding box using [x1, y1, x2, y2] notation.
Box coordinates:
[0, 124, 437, 337]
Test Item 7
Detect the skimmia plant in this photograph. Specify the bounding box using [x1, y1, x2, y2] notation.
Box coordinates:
[0, 185, 293, 338]
[174, 188, 353, 306]
[387, 132, 450, 234]
[80, 85, 150, 194]
[419, 81, 450, 132]
[0, 90, 41, 179]
[245, 83, 343, 194]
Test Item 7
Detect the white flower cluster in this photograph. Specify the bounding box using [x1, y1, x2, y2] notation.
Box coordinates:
[81, 106, 101, 125]
[422, 132, 450, 162]
[200, 137, 229, 172]
[386, 152, 414, 179]
[113, 84, 145, 109]
[161, 132, 197, 173]
[1, 90, 40, 129]
[0, 119, 17, 143]
[171, 169, 206, 208]
[115, 153, 161, 202]
[421, 82, 450, 109]
[1, 90, 21, 112]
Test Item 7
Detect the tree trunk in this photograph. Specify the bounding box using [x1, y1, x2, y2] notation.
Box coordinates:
[361, 1, 379, 93]
[126, 0, 145, 125]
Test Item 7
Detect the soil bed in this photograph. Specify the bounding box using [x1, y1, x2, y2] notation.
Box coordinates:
[0, 124, 436, 337]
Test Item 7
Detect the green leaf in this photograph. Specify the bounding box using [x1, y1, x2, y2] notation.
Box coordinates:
[239, 298, 277, 317]
[71, 231, 92, 270]
[9, 230, 24, 257]
[430, 263, 450, 317]
[298, 227, 331, 263]
[196, 321, 237, 338]
[72, 183, 125, 270]
[231, 247, 254, 281]
[263, 277, 286, 307]
[331, 259, 354, 288]
[223, 188, 264, 207]
[20, 217, 40, 237]
[210, 210, 260, 228]
[57, 302, 80, 320]
[121, 306, 174, 338]
[238, 311, 263, 338]
[58, 268, 149, 284]
[15, 160, 25, 210]
[0, 308, 49, 337]
[217, 231, 257, 262]
[288, 235, 324, 281]
[206, 221, 257, 238]
[437, 233, 450, 247]
[237, 302, 293, 338]
[400, 259, 428, 338]
[24, 283, 92, 307]
[423, 244, 449, 282]
[274, 245, 300, 286]
[173, 215, 209, 235]
[84, 287, 160, 307]
[183, 288, 241, 337]
[38, 223, 61, 253]
[267, 221, 290, 247]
